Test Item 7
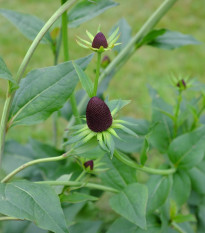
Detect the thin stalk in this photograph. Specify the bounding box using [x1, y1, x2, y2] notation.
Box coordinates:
[75, 170, 86, 182]
[52, 111, 58, 147]
[173, 90, 182, 137]
[0, 93, 11, 165]
[93, 52, 102, 96]
[171, 222, 186, 233]
[0, 0, 77, 166]
[114, 150, 176, 175]
[0, 216, 20, 221]
[61, 0, 81, 124]
[66, 0, 178, 129]
[1, 151, 72, 183]
[36, 180, 119, 193]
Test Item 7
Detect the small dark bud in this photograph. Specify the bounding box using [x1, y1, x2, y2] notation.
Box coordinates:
[84, 160, 94, 170]
[86, 96, 112, 132]
[92, 32, 108, 49]
[101, 55, 111, 68]
[177, 79, 186, 89]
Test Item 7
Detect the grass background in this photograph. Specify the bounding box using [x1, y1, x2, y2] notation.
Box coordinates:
[0, 0, 204, 145]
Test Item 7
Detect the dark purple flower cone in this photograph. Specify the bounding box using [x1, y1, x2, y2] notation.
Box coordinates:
[84, 160, 94, 170]
[92, 32, 108, 49]
[177, 79, 186, 88]
[86, 97, 112, 132]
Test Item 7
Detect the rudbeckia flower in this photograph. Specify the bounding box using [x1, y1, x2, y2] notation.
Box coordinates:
[65, 97, 138, 158]
[76, 27, 121, 53]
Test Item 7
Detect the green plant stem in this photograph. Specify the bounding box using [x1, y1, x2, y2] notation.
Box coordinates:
[93, 52, 102, 96]
[0, 93, 11, 165]
[174, 90, 182, 137]
[0, 216, 20, 221]
[0, 0, 77, 167]
[52, 111, 58, 147]
[1, 151, 72, 183]
[75, 170, 86, 182]
[171, 222, 186, 233]
[36, 180, 119, 193]
[114, 150, 176, 175]
[61, 0, 81, 124]
[66, 0, 178, 129]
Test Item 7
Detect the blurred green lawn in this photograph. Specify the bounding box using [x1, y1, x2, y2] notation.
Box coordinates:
[0, 0, 204, 144]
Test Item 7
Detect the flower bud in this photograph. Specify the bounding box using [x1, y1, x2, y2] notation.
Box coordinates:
[86, 96, 112, 132]
[101, 55, 111, 68]
[92, 32, 108, 49]
[177, 79, 186, 89]
[84, 160, 94, 170]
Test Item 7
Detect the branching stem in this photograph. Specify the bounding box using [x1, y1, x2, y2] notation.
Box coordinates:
[114, 150, 176, 175]
[36, 180, 119, 193]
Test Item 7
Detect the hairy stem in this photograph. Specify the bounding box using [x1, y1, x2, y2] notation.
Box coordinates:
[66, 0, 178, 129]
[0, 0, 77, 166]
[114, 150, 176, 175]
[1, 151, 72, 183]
[93, 52, 102, 96]
[36, 180, 119, 193]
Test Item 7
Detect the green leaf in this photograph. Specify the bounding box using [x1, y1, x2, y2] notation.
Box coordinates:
[0, 56, 15, 83]
[114, 118, 149, 153]
[188, 160, 205, 195]
[148, 29, 201, 50]
[147, 175, 172, 214]
[106, 99, 131, 116]
[109, 183, 148, 229]
[69, 221, 102, 233]
[140, 138, 149, 166]
[0, 180, 68, 233]
[9, 54, 93, 126]
[110, 18, 132, 53]
[99, 155, 137, 190]
[148, 86, 174, 153]
[171, 171, 191, 206]
[106, 217, 138, 233]
[60, 192, 98, 203]
[2, 221, 47, 233]
[168, 126, 205, 169]
[140, 29, 166, 46]
[68, 0, 118, 28]
[73, 62, 93, 98]
[0, 9, 52, 44]
[173, 214, 196, 223]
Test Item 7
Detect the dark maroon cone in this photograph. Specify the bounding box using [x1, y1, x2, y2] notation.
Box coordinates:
[177, 79, 186, 88]
[92, 32, 108, 49]
[86, 96, 112, 132]
[84, 160, 94, 170]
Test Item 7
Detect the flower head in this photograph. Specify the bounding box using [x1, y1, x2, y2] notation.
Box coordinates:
[84, 160, 94, 170]
[86, 97, 112, 132]
[64, 97, 138, 158]
[76, 27, 120, 53]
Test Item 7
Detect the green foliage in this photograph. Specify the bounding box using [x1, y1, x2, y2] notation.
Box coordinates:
[99, 155, 137, 190]
[0, 9, 52, 44]
[147, 175, 172, 214]
[109, 183, 148, 229]
[148, 29, 201, 50]
[0, 0, 204, 233]
[68, 0, 118, 28]
[0, 180, 67, 233]
[0, 56, 14, 83]
[168, 126, 205, 169]
[9, 54, 93, 127]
